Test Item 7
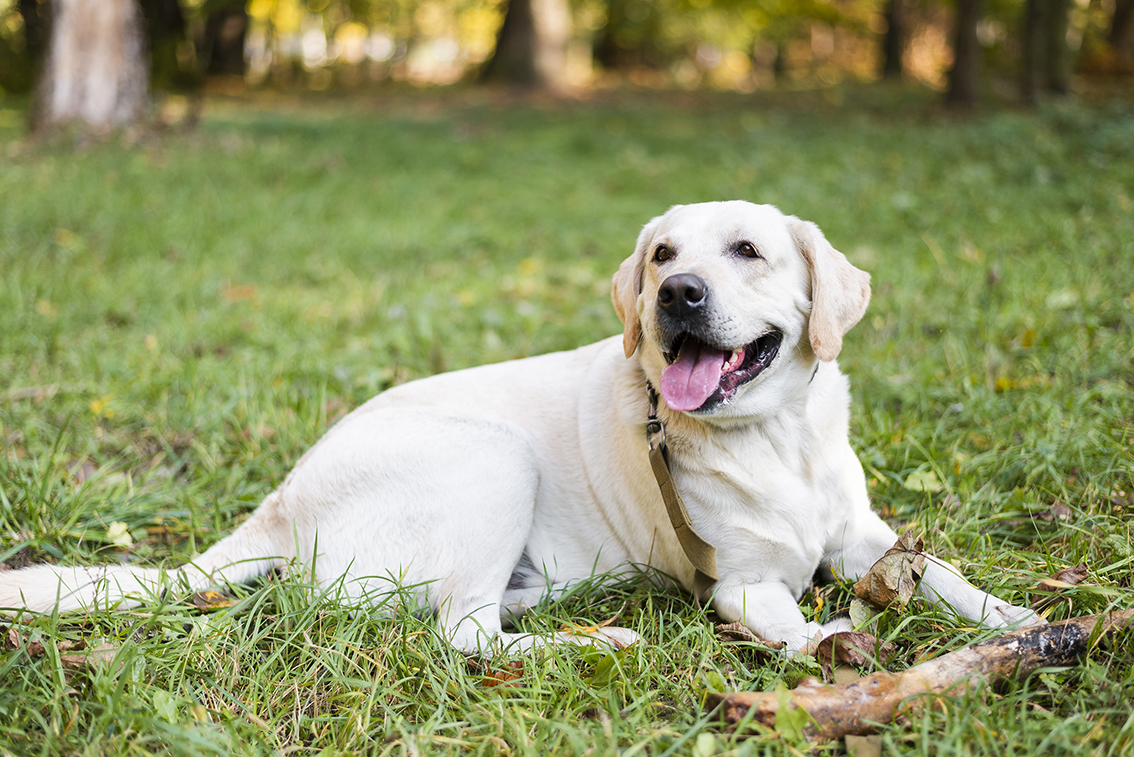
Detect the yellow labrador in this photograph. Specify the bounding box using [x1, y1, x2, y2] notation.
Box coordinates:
[0, 201, 1041, 652]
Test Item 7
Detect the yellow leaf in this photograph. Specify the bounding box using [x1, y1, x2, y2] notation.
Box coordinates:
[995, 377, 1017, 392]
[107, 522, 133, 548]
[89, 395, 115, 418]
[54, 228, 78, 248]
[192, 590, 236, 611]
[903, 469, 944, 493]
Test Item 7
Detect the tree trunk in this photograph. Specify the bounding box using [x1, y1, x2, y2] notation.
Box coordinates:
[946, 0, 984, 108]
[880, 0, 905, 79]
[1022, 0, 1071, 103]
[203, 6, 248, 76]
[1020, 0, 1044, 104]
[1112, 0, 1134, 63]
[1042, 0, 1070, 93]
[481, 0, 570, 88]
[17, 0, 50, 64]
[138, 0, 189, 89]
[773, 38, 788, 81]
[34, 0, 149, 131]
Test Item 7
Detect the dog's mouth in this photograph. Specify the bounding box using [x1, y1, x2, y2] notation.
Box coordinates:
[659, 330, 782, 412]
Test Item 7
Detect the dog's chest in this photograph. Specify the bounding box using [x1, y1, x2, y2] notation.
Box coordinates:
[672, 424, 850, 587]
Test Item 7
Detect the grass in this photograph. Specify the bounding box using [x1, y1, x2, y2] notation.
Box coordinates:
[0, 85, 1132, 755]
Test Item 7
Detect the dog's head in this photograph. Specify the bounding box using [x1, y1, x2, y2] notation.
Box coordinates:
[611, 201, 870, 419]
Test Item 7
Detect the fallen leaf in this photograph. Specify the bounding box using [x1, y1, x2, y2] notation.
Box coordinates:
[853, 533, 926, 609]
[1049, 564, 1089, 585]
[846, 734, 883, 757]
[903, 469, 944, 493]
[715, 622, 761, 644]
[191, 590, 236, 611]
[715, 622, 785, 658]
[1033, 564, 1089, 593]
[482, 660, 524, 688]
[69, 460, 97, 485]
[2, 626, 19, 650]
[815, 632, 896, 668]
[1037, 502, 1074, 522]
[106, 522, 133, 548]
[222, 284, 258, 303]
[849, 599, 876, 632]
[1030, 564, 1091, 610]
[60, 644, 119, 671]
[2, 627, 91, 660]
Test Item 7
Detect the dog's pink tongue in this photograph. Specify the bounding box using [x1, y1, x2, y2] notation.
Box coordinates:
[659, 339, 726, 411]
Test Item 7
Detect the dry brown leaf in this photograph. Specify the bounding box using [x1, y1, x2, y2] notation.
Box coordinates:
[853, 533, 926, 609]
[1037, 503, 1074, 522]
[816, 632, 897, 668]
[1049, 564, 1089, 585]
[221, 283, 258, 303]
[192, 590, 236, 611]
[846, 734, 883, 757]
[715, 622, 786, 651]
[60, 644, 119, 671]
[481, 660, 524, 688]
[1031, 564, 1090, 609]
[68, 460, 97, 485]
[1035, 564, 1089, 592]
[2, 625, 19, 650]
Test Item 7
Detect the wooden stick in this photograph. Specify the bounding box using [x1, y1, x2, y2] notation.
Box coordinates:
[708, 610, 1134, 741]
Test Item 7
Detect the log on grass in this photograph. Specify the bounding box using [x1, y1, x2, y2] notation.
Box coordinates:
[709, 610, 1134, 741]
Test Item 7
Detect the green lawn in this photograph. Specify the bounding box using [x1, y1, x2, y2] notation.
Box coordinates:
[1, 87, 1132, 756]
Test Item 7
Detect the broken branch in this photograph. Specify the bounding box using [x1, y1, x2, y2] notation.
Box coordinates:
[708, 610, 1134, 741]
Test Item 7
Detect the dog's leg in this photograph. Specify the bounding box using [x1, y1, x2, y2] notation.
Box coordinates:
[712, 581, 851, 652]
[0, 490, 292, 614]
[825, 513, 1044, 629]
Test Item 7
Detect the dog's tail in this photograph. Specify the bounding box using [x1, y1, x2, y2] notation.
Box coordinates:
[0, 491, 292, 614]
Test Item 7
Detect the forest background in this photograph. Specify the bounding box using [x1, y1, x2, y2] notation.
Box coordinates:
[1, 0, 1133, 112]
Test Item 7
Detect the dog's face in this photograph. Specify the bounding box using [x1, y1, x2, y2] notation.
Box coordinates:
[612, 201, 870, 420]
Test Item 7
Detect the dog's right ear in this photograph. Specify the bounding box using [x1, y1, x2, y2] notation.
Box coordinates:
[611, 217, 660, 358]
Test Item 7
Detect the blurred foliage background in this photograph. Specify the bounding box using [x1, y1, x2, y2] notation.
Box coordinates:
[1, 0, 1131, 108]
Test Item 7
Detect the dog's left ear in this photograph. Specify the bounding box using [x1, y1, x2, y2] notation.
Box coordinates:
[611, 217, 661, 358]
[789, 218, 871, 362]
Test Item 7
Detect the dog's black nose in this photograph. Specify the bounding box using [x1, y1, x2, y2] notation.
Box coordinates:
[658, 273, 708, 318]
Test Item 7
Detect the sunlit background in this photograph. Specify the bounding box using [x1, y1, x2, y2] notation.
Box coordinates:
[0, 0, 1128, 99]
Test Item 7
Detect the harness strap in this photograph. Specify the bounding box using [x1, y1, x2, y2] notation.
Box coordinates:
[645, 385, 718, 603]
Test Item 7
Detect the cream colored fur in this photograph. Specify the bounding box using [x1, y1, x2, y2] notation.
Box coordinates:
[0, 201, 1042, 653]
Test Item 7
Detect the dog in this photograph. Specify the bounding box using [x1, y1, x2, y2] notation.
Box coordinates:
[0, 201, 1042, 653]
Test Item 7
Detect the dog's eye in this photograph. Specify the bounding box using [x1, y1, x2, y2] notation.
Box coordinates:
[653, 244, 673, 262]
[737, 242, 762, 259]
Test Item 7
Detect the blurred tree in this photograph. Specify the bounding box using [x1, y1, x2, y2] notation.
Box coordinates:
[593, 0, 670, 70]
[480, 0, 570, 87]
[33, 0, 149, 130]
[138, 0, 192, 89]
[946, 0, 983, 107]
[880, 0, 906, 78]
[0, 0, 50, 92]
[1021, 0, 1069, 103]
[18, 0, 50, 64]
[1109, 0, 1134, 66]
[202, 0, 249, 75]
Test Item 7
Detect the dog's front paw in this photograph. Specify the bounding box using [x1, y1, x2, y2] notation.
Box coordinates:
[988, 603, 1046, 629]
